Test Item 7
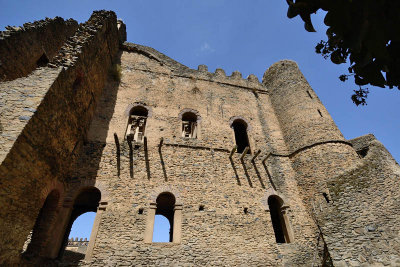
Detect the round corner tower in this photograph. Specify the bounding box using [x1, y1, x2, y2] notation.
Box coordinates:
[262, 60, 359, 205]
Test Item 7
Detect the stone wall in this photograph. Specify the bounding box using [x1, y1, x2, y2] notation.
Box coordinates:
[0, 10, 123, 265]
[65, 44, 324, 266]
[0, 17, 78, 81]
[263, 60, 360, 209]
[1, 10, 399, 267]
[314, 136, 400, 266]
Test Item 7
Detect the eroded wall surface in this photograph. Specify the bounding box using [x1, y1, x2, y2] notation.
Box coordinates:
[315, 135, 400, 266]
[0, 17, 78, 81]
[0, 11, 121, 265]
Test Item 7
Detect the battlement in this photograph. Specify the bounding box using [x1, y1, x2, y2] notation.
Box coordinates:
[122, 42, 266, 92]
[67, 237, 89, 247]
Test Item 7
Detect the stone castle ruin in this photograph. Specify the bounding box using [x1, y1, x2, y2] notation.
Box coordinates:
[0, 10, 399, 266]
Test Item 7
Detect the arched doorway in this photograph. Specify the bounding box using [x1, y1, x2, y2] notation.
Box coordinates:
[23, 190, 60, 259]
[58, 187, 101, 262]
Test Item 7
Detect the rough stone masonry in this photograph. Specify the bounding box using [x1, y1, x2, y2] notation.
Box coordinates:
[0, 10, 399, 267]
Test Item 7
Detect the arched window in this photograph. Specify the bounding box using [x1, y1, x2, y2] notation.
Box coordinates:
[58, 187, 101, 260]
[126, 106, 148, 143]
[181, 112, 198, 138]
[144, 192, 182, 244]
[232, 119, 250, 153]
[23, 190, 60, 258]
[153, 192, 176, 242]
[268, 196, 292, 243]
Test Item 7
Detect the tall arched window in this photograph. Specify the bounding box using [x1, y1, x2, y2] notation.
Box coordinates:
[153, 192, 176, 242]
[232, 119, 250, 153]
[126, 106, 148, 143]
[268, 196, 292, 243]
[144, 192, 182, 244]
[23, 190, 60, 258]
[181, 112, 198, 138]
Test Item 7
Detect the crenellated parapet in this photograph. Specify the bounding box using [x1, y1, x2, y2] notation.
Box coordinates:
[194, 65, 265, 91]
[122, 42, 266, 92]
[0, 17, 78, 81]
[67, 237, 89, 247]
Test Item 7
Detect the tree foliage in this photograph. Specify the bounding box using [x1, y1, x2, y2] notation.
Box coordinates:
[286, 0, 400, 105]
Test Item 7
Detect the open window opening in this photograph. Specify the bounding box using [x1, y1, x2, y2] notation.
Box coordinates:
[126, 106, 148, 143]
[58, 187, 101, 262]
[153, 192, 176, 242]
[36, 53, 49, 67]
[357, 147, 369, 158]
[322, 193, 330, 203]
[268, 196, 291, 244]
[63, 213, 94, 262]
[181, 112, 198, 138]
[306, 90, 313, 99]
[318, 109, 323, 117]
[23, 190, 60, 258]
[232, 119, 251, 154]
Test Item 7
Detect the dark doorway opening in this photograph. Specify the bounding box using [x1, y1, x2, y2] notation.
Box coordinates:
[36, 53, 49, 67]
[23, 190, 60, 259]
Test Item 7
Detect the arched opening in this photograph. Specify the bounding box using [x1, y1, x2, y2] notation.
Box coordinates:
[58, 187, 101, 262]
[126, 106, 148, 143]
[69, 212, 96, 239]
[23, 190, 60, 258]
[36, 53, 49, 67]
[153, 192, 176, 242]
[181, 112, 198, 138]
[268, 196, 291, 244]
[232, 119, 250, 153]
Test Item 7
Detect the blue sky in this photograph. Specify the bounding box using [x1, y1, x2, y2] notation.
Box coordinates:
[1, 0, 399, 239]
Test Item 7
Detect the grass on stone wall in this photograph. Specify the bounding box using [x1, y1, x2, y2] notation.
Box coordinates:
[110, 64, 122, 82]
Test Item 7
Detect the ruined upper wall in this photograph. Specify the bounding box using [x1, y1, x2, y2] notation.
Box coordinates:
[314, 136, 400, 266]
[0, 10, 123, 264]
[0, 17, 78, 81]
